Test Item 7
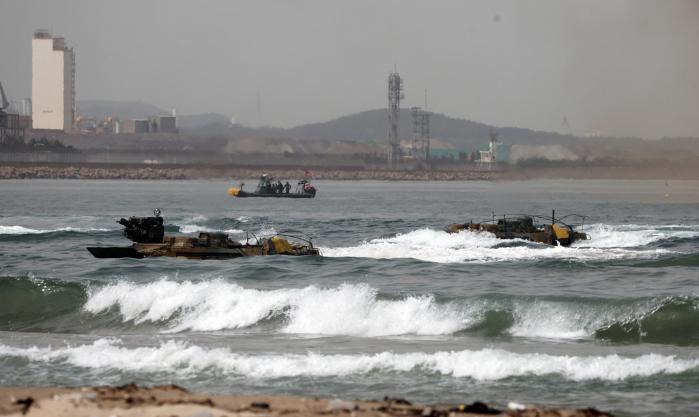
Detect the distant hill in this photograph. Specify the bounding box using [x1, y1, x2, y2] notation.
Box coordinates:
[77, 100, 168, 120]
[76, 101, 232, 131]
[177, 113, 233, 130]
[75, 100, 698, 159]
[174, 107, 583, 151]
[76, 100, 579, 150]
[285, 109, 581, 151]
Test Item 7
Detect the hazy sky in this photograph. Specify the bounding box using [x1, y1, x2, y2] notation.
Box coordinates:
[1, 0, 697, 138]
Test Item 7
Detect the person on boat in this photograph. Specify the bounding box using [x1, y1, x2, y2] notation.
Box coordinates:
[284, 181, 291, 194]
[276, 181, 283, 194]
[259, 175, 271, 193]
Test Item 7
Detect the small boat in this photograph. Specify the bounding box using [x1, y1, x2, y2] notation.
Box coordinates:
[87, 210, 319, 259]
[228, 175, 316, 198]
[445, 211, 589, 247]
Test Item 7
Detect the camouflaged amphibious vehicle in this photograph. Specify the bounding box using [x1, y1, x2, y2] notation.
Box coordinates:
[87, 210, 319, 259]
[445, 211, 589, 247]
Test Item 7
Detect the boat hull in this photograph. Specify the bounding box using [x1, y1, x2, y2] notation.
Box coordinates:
[87, 246, 144, 258]
[235, 191, 315, 198]
[87, 242, 319, 259]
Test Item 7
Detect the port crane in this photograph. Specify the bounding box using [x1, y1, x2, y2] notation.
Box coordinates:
[0, 82, 9, 112]
[0, 82, 9, 130]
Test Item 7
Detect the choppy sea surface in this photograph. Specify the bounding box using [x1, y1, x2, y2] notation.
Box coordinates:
[1, 179, 698, 417]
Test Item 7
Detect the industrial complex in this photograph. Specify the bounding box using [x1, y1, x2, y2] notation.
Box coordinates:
[0, 30, 178, 144]
[386, 71, 506, 168]
[0, 28, 514, 171]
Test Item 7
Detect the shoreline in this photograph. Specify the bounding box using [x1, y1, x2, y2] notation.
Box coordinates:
[1, 162, 697, 180]
[0, 384, 613, 417]
[0, 164, 498, 181]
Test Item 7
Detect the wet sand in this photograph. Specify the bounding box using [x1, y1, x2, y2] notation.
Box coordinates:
[0, 384, 612, 417]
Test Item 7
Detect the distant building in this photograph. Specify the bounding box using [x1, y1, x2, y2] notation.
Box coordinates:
[32, 30, 75, 131]
[75, 116, 97, 132]
[98, 118, 119, 134]
[121, 119, 149, 134]
[0, 114, 30, 142]
[478, 131, 509, 163]
[156, 116, 177, 133]
[21, 98, 32, 117]
[430, 149, 462, 159]
[8, 99, 32, 116]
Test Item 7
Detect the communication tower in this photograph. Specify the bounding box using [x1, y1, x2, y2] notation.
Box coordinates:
[411, 106, 431, 161]
[387, 71, 404, 166]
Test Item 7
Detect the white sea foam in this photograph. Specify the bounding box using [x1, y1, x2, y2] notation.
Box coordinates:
[256, 225, 278, 237]
[178, 225, 244, 234]
[175, 215, 268, 236]
[577, 224, 699, 248]
[321, 228, 672, 264]
[174, 214, 244, 235]
[186, 215, 209, 222]
[282, 283, 472, 336]
[0, 225, 111, 235]
[84, 281, 473, 335]
[0, 339, 696, 381]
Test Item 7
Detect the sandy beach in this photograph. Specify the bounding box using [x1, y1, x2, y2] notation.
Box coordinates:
[0, 384, 613, 417]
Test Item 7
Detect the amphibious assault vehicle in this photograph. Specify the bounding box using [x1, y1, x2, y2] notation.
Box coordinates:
[445, 211, 589, 247]
[87, 210, 319, 259]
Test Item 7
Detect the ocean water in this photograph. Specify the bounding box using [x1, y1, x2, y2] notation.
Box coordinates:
[1, 179, 698, 417]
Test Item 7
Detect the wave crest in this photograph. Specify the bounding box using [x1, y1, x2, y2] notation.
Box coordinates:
[84, 281, 470, 335]
[1, 339, 696, 381]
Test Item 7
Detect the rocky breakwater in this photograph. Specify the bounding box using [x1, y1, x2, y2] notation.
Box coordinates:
[0, 164, 500, 181]
[0, 165, 191, 179]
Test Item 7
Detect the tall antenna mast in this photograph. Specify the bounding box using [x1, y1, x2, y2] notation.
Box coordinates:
[411, 105, 431, 163]
[387, 71, 404, 167]
[256, 89, 261, 126]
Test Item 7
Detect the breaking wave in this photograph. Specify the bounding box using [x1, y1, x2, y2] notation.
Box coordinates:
[3, 278, 698, 345]
[0, 225, 111, 235]
[321, 226, 679, 264]
[84, 281, 469, 335]
[81, 280, 699, 343]
[1, 339, 696, 381]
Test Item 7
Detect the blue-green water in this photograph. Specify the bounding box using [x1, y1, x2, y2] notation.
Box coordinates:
[1, 179, 698, 416]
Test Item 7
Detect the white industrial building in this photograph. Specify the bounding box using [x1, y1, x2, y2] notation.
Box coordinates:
[32, 29, 75, 131]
